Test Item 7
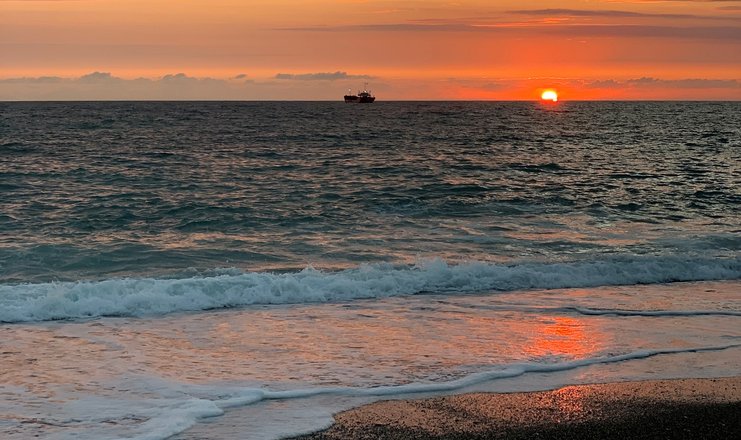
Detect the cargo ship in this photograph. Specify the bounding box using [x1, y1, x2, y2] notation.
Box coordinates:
[344, 86, 375, 103]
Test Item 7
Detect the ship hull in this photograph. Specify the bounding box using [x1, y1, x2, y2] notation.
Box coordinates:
[344, 90, 376, 103]
[344, 96, 375, 103]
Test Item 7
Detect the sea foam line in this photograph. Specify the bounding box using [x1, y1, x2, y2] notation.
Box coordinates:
[120, 343, 741, 440]
[568, 307, 741, 317]
[2, 255, 739, 323]
[466, 304, 741, 317]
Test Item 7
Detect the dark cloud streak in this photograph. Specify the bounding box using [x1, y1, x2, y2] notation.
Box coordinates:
[274, 71, 373, 81]
[508, 8, 739, 21]
[0, 71, 377, 100]
[281, 23, 741, 41]
[588, 77, 740, 89]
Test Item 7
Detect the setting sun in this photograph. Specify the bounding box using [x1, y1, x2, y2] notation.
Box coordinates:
[541, 90, 558, 102]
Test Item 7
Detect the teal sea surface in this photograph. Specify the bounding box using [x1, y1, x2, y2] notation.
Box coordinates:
[0, 102, 739, 439]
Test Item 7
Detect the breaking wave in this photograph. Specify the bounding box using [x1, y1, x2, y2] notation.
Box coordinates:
[1, 255, 739, 323]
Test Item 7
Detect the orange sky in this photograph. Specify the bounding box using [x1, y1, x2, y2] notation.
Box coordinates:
[1, 0, 740, 100]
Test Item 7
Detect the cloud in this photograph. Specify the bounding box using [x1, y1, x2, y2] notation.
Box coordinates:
[0, 71, 377, 100]
[507, 8, 737, 21]
[587, 79, 623, 89]
[0, 76, 64, 84]
[78, 71, 119, 83]
[546, 24, 741, 40]
[2, 72, 739, 101]
[588, 77, 740, 89]
[629, 77, 741, 88]
[274, 71, 373, 81]
[280, 24, 471, 32]
[611, 0, 741, 3]
[281, 23, 741, 41]
[446, 78, 504, 91]
[161, 73, 191, 81]
[0, 72, 238, 100]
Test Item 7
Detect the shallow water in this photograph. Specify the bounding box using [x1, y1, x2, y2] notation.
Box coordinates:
[2, 281, 739, 440]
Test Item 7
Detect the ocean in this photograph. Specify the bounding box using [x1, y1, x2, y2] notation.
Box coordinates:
[0, 101, 739, 439]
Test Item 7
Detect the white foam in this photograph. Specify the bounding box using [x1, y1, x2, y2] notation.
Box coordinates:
[112, 398, 224, 440]
[569, 307, 741, 317]
[114, 343, 741, 440]
[247, 343, 741, 400]
[450, 304, 741, 317]
[1, 255, 739, 323]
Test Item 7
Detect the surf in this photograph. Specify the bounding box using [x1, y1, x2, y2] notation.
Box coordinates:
[1, 255, 739, 323]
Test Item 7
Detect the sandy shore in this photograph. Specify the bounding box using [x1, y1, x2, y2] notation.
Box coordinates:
[290, 376, 741, 439]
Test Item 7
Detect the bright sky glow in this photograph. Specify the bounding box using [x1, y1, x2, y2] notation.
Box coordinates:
[1, 0, 739, 100]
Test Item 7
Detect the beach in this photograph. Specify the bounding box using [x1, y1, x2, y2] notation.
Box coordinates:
[3, 0, 741, 438]
[292, 377, 741, 440]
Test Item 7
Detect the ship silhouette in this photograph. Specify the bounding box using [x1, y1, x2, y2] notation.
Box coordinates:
[344, 84, 376, 103]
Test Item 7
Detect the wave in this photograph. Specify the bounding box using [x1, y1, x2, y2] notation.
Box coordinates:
[120, 343, 741, 440]
[568, 307, 741, 317]
[1, 255, 739, 323]
[455, 305, 741, 318]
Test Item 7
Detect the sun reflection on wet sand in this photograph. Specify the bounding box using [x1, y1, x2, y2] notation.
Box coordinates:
[550, 385, 587, 418]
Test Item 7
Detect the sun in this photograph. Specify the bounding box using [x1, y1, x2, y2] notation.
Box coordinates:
[541, 90, 558, 102]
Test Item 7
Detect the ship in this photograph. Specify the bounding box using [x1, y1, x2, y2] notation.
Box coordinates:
[344, 85, 376, 103]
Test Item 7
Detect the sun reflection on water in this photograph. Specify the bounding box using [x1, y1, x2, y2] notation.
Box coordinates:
[525, 315, 598, 360]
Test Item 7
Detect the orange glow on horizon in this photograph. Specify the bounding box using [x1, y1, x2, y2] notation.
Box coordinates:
[541, 90, 558, 102]
[1, 0, 740, 100]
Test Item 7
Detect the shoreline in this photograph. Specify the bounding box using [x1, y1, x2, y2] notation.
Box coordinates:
[289, 376, 741, 440]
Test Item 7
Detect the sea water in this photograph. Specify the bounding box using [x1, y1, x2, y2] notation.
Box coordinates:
[0, 101, 739, 439]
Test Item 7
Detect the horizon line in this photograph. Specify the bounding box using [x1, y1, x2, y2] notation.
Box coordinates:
[2, 99, 741, 103]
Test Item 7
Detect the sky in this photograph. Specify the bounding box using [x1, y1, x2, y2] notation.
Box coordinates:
[1, 0, 740, 100]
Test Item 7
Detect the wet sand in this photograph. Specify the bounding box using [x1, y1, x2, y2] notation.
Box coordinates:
[291, 376, 740, 439]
